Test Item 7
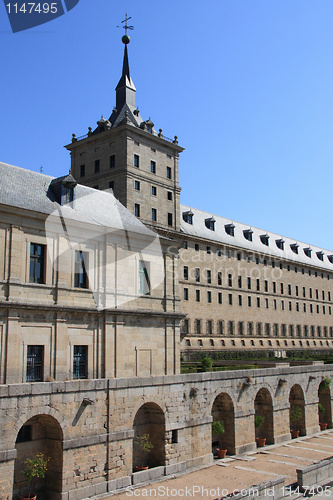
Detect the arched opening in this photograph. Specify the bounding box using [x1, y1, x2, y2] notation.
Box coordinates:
[254, 388, 274, 445]
[318, 379, 332, 429]
[289, 384, 306, 437]
[13, 414, 63, 500]
[211, 393, 235, 455]
[133, 402, 165, 471]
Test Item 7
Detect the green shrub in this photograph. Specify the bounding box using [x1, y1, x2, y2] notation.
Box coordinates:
[201, 356, 213, 371]
[255, 415, 264, 428]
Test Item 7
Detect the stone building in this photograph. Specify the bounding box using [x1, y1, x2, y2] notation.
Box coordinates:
[69, 37, 333, 358]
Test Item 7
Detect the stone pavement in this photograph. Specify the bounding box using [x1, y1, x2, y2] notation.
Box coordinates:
[90, 431, 333, 500]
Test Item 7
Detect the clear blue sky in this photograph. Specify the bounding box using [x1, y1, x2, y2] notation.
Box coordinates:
[1, 1, 333, 250]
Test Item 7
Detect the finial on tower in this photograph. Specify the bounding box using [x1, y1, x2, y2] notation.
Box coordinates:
[117, 13, 134, 45]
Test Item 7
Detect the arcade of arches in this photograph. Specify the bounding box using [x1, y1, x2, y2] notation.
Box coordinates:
[1, 364, 333, 500]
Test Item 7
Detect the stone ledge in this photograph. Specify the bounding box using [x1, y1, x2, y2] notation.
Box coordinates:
[0, 449, 16, 462]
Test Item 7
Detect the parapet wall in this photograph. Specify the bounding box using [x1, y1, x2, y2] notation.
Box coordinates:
[1, 363, 332, 500]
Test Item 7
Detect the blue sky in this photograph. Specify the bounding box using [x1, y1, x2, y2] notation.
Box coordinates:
[1, 1, 333, 250]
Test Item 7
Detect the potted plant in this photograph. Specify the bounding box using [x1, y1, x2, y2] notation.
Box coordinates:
[135, 433, 154, 471]
[255, 415, 266, 447]
[318, 403, 327, 430]
[21, 452, 48, 500]
[212, 420, 227, 458]
[290, 406, 302, 438]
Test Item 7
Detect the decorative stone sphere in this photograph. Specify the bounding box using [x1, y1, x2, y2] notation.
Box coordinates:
[122, 35, 130, 45]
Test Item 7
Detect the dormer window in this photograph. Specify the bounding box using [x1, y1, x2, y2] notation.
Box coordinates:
[317, 251, 324, 261]
[205, 217, 215, 231]
[49, 172, 77, 207]
[182, 210, 193, 225]
[260, 234, 270, 246]
[62, 185, 74, 205]
[304, 247, 312, 258]
[290, 243, 299, 254]
[276, 239, 285, 250]
[225, 223, 235, 237]
[328, 255, 333, 264]
[243, 229, 253, 242]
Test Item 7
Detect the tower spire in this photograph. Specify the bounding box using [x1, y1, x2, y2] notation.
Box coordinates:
[115, 15, 136, 110]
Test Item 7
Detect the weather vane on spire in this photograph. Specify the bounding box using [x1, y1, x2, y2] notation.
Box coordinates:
[117, 14, 134, 44]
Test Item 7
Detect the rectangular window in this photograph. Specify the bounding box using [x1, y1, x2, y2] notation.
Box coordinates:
[273, 282, 276, 293]
[207, 291, 212, 303]
[152, 208, 157, 221]
[228, 274, 232, 287]
[167, 213, 173, 226]
[228, 321, 234, 335]
[257, 297, 260, 308]
[280, 283, 284, 294]
[26, 345, 43, 382]
[309, 288, 312, 298]
[151, 185, 157, 195]
[182, 319, 189, 335]
[264, 280, 268, 292]
[248, 296, 251, 307]
[110, 155, 115, 168]
[207, 270, 211, 284]
[281, 300, 284, 310]
[247, 277, 251, 290]
[288, 284, 291, 295]
[73, 346, 88, 379]
[196, 290, 200, 302]
[265, 298, 269, 308]
[94, 159, 100, 173]
[256, 279, 260, 291]
[135, 180, 140, 191]
[80, 164, 85, 177]
[167, 191, 173, 201]
[166, 166, 172, 179]
[134, 154, 140, 168]
[295, 285, 299, 296]
[29, 243, 45, 284]
[217, 320, 224, 335]
[265, 323, 271, 336]
[151, 161, 156, 174]
[238, 295, 242, 306]
[218, 292, 222, 304]
[184, 288, 188, 300]
[238, 276, 242, 288]
[195, 244, 199, 251]
[256, 322, 262, 336]
[135, 203, 140, 217]
[74, 250, 88, 289]
[109, 181, 114, 190]
[248, 322, 253, 335]
[228, 294, 232, 305]
[139, 261, 150, 295]
[238, 321, 244, 335]
[195, 268, 200, 282]
[303, 287, 306, 298]
[195, 319, 201, 334]
[183, 266, 188, 280]
[218, 272, 222, 286]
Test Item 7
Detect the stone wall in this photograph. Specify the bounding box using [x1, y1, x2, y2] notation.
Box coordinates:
[1, 362, 333, 499]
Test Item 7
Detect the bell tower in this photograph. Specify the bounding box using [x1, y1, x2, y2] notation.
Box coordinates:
[65, 26, 184, 232]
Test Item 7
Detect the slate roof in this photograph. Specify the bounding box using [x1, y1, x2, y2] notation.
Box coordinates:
[0, 161, 156, 238]
[180, 203, 333, 271]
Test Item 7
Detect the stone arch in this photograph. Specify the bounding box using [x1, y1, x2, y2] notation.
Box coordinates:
[289, 384, 306, 436]
[318, 380, 332, 429]
[12, 406, 65, 448]
[13, 413, 63, 500]
[211, 392, 235, 455]
[133, 402, 165, 471]
[254, 388, 274, 445]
